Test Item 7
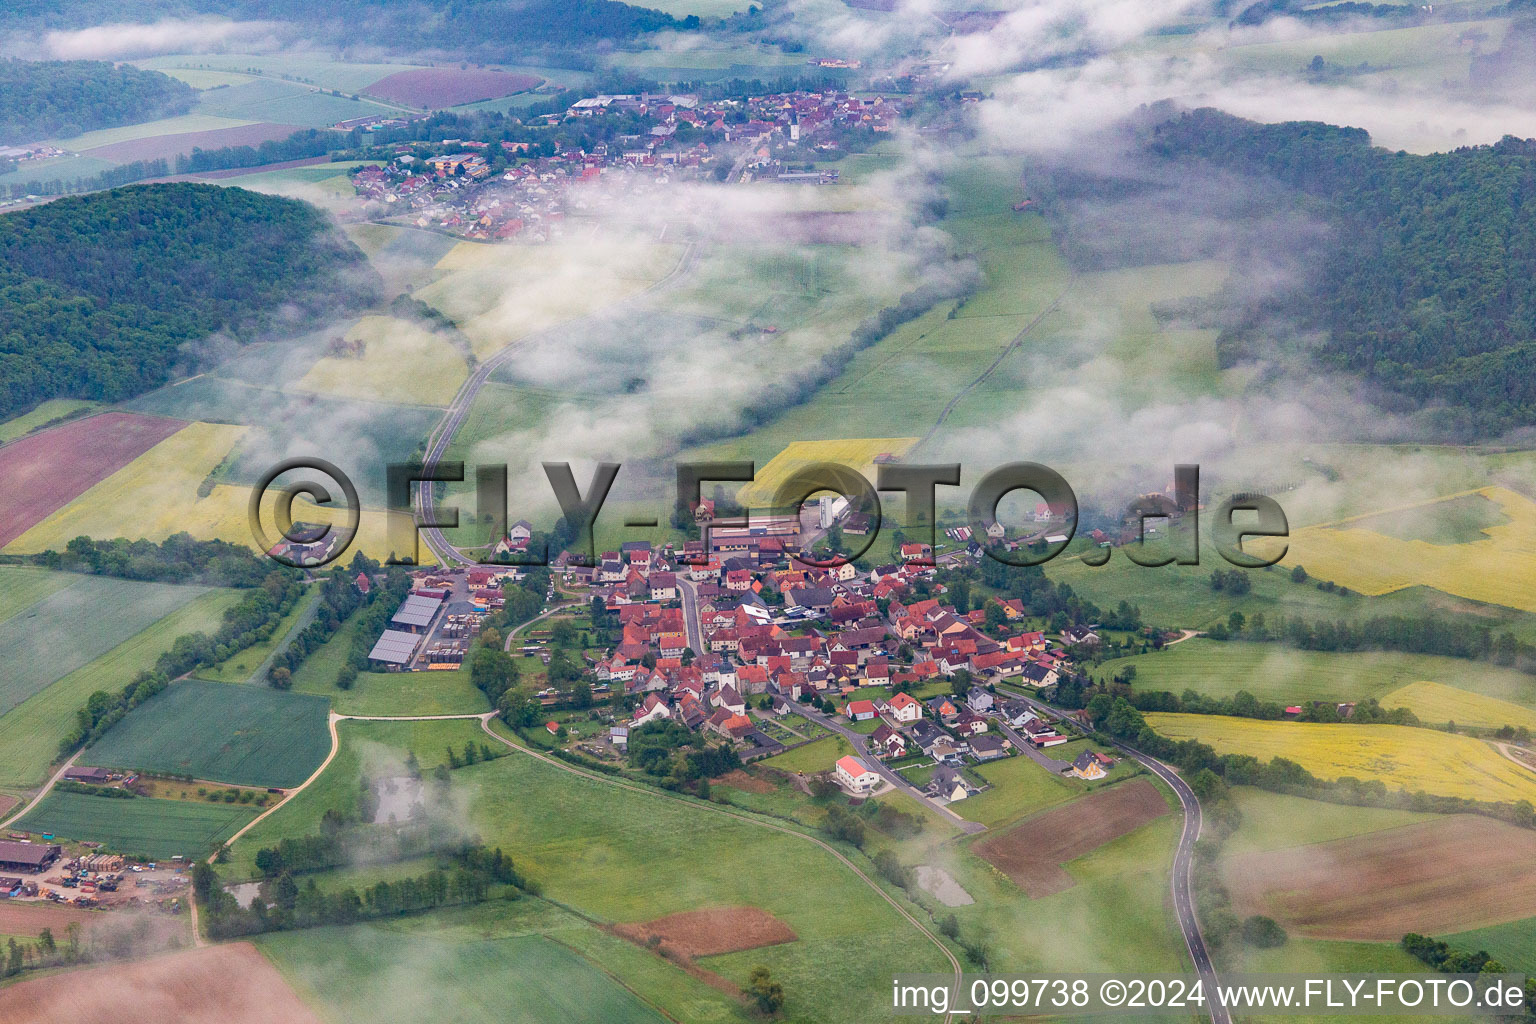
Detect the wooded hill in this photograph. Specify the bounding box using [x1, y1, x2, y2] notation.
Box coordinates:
[0, 59, 194, 145]
[0, 183, 378, 420]
[1147, 108, 1536, 431]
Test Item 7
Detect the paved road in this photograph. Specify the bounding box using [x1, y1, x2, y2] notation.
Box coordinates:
[997, 685, 1229, 1024]
[794, 703, 987, 834]
[414, 242, 701, 567]
[677, 578, 707, 654]
[0, 750, 81, 831]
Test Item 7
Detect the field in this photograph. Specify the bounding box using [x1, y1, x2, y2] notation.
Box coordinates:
[1221, 787, 1436, 857]
[1099, 640, 1536, 707]
[81, 680, 332, 789]
[288, 615, 489, 715]
[758, 734, 853, 773]
[199, 588, 319, 684]
[0, 902, 96, 937]
[1446, 917, 1536, 973]
[0, 588, 241, 789]
[0, 942, 323, 1024]
[733, 437, 917, 509]
[259, 903, 734, 1024]
[0, 565, 72, 624]
[4, 416, 413, 564]
[294, 314, 470, 406]
[951, 750, 1078, 828]
[83, 122, 307, 162]
[0, 412, 185, 547]
[971, 779, 1170, 896]
[611, 906, 797, 957]
[1145, 713, 1536, 804]
[1250, 486, 1536, 613]
[0, 399, 98, 443]
[16, 790, 260, 860]
[0, 574, 215, 718]
[1221, 815, 1536, 939]
[55, 112, 256, 151]
[362, 68, 542, 107]
[1381, 680, 1536, 731]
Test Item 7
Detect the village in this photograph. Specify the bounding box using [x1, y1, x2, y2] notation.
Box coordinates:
[343, 86, 902, 241]
[359, 497, 1122, 812]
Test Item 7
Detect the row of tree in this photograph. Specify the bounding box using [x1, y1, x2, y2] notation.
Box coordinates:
[27, 533, 277, 587]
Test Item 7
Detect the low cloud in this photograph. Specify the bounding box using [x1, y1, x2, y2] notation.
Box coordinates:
[43, 18, 286, 60]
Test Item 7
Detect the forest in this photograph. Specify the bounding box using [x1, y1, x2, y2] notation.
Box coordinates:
[1146, 108, 1536, 431]
[0, 59, 194, 145]
[0, 183, 378, 420]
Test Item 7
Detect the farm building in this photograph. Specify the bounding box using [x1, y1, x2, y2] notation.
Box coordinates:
[391, 593, 445, 633]
[0, 841, 61, 873]
[368, 628, 423, 668]
[834, 755, 881, 793]
[63, 766, 111, 783]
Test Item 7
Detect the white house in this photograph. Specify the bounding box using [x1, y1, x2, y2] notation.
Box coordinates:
[835, 755, 881, 794]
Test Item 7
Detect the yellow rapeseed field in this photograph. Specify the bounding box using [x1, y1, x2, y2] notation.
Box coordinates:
[735, 437, 918, 509]
[1145, 712, 1536, 805]
[1382, 681, 1536, 733]
[5, 422, 419, 564]
[1250, 486, 1536, 612]
[295, 315, 469, 407]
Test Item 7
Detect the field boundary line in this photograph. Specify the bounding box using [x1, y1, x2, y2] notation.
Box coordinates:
[476, 713, 964, 1023]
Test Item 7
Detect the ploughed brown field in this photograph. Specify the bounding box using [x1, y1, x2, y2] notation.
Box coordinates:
[613, 906, 797, 958]
[363, 68, 541, 108]
[84, 123, 308, 163]
[0, 942, 323, 1024]
[1222, 815, 1536, 940]
[972, 779, 1170, 897]
[0, 901, 97, 936]
[0, 412, 185, 547]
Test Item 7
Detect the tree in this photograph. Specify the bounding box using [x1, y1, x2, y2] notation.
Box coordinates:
[748, 966, 786, 1014]
[268, 667, 292, 690]
[1241, 915, 1287, 948]
[696, 777, 712, 800]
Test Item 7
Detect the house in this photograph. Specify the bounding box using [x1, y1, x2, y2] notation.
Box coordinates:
[925, 765, 972, 802]
[632, 693, 672, 726]
[835, 755, 881, 793]
[909, 719, 944, 750]
[953, 712, 989, 738]
[969, 734, 1008, 761]
[1070, 750, 1107, 780]
[998, 699, 1036, 728]
[545, 721, 561, 736]
[965, 686, 995, 713]
[1061, 625, 1101, 647]
[887, 691, 922, 723]
[1020, 662, 1059, 688]
[649, 572, 679, 600]
[844, 699, 878, 722]
[899, 542, 933, 562]
[929, 737, 964, 765]
[869, 723, 908, 759]
[926, 695, 960, 721]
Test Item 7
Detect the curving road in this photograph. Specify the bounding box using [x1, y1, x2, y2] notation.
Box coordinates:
[997, 685, 1229, 1024]
[414, 242, 702, 567]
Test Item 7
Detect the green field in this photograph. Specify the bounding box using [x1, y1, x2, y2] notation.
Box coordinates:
[1221, 787, 1436, 857]
[0, 589, 242, 789]
[16, 790, 259, 860]
[262, 925, 669, 1023]
[1339, 491, 1510, 545]
[289, 614, 490, 716]
[138, 54, 423, 93]
[0, 399, 99, 443]
[759, 734, 854, 773]
[191, 77, 397, 126]
[1445, 917, 1536, 973]
[953, 750, 1080, 829]
[260, 899, 748, 1024]
[82, 679, 332, 789]
[1100, 639, 1536, 708]
[0, 566, 73, 625]
[0, 575, 217, 717]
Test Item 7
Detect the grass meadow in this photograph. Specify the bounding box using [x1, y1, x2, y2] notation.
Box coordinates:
[0, 588, 242, 790]
[17, 791, 260, 860]
[288, 614, 490, 716]
[1099, 639, 1536, 708]
[1145, 713, 1536, 804]
[200, 588, 319, 684]
[0, 574, 217, 717]
[82, 680, 332, 789]
[0, 399, 99, 444]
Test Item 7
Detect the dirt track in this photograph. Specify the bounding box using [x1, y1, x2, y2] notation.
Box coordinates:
[972, 779, 1170, 897]
[0, 942, 322, 1024]
[1223, 814, 1536, 940]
